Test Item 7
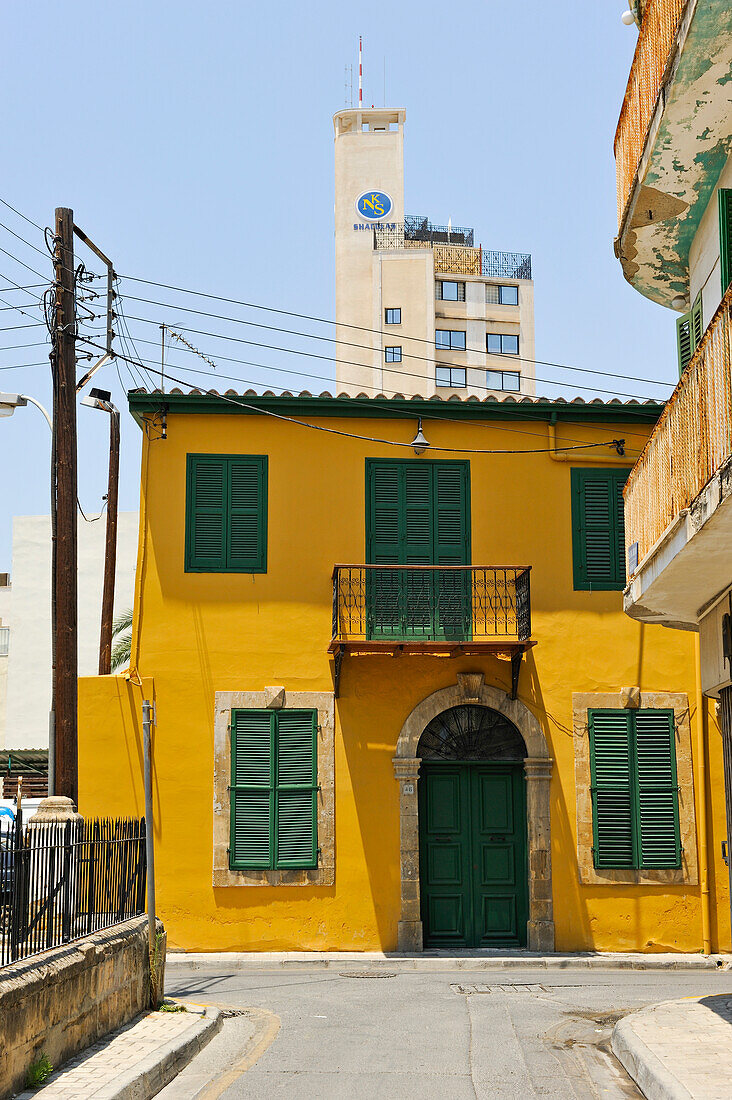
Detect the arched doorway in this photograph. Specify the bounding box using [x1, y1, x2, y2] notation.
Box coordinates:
[392, 673, 554, 953]
[417, 705, 529, 948]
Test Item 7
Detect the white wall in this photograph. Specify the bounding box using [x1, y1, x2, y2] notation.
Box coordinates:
[689, 152, 732, 329]
[2, 513, 138, 749]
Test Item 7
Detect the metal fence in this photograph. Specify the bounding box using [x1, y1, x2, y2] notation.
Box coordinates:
[0, 814, 146, 967]
[404, 215, 475, 247]
[332, 565, 532, 644]
[372, 225, 531, 280]
[614, 0, 686, 224]
[624, 286, 732, 569]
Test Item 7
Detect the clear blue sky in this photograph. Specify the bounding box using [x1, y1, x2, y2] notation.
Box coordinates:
[0, 0, 674, 567]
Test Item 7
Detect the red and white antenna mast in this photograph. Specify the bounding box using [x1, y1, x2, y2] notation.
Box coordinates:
[358, 36, 363, 108]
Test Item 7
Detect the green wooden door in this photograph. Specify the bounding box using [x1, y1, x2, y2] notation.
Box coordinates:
[366, 460, 471, 639]
[419, 763, 527, 948]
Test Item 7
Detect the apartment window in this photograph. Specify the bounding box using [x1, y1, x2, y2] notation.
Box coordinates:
[229, 709, 318, 870]
[436, 366, 467, 388]
[486, 333, 519, 355]
[435, 281, 465, 302]
[385, 346, 402, 362]
[589, 709, 680, 870]
[435, 329, 466, 351]
[571, 468, 629, 591]
[486, 370, 520, 392]
[385, 308, 401, 325]
[185, 454, 267, 573]
[486, 284, 519, 306]
[720, 188, 732, 295]
[676, 292, 703, 376]
[0, 627, 8, 657]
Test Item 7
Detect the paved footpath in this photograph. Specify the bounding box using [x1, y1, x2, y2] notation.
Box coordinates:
[613, 993, 732, 1100]
[163, 959, 732, 1099]
[15, 1004, 220, 1100]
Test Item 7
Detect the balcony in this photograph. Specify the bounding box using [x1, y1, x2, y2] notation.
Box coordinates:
[329, 565, 535, 697]
[624, 287, 732, 626]
[374, 222, 532, 281]
[613, 1, 732, 306]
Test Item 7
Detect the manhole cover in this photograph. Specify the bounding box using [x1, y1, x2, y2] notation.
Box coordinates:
[451, 983, 548, 995]
[339, 970, 398, 979]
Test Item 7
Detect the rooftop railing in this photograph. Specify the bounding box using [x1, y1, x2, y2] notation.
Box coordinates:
[614, 0, 687, 225]
[373, 225, 532, 280]
[624, 286, 732, 570]
[331, 565, 532, 646]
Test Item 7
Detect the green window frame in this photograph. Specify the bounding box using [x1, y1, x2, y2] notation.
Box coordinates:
[676, 292, 703, 376]
[571, 468, 629, 591]
[719, 188, 732, 296]
[588, 709, 681, 870]
[229, 708, 318, 870]
[185, 454, 267, 573]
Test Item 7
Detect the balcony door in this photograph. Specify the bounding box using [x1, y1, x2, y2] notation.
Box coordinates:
[365, 460, 471, 640]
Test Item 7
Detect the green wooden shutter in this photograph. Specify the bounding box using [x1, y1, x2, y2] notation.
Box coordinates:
[676, 312, 692, 375]
[186, 455, 227, 571]
[274, 710, 317, 869]
[404, 465, 434, 635]
[230, 710, 274, 869]
[368, 463, 401, 636]
[433, 464, 471, 639]
[691, 292, 703, 351]
[571, 469, 629, 591]
[633, 710, 680, 869]
[719, 188, 732, 296]
[589, 711, 634, 869]
[227, 457, 267, 571]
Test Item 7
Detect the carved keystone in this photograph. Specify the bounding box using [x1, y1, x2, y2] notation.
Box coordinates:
[620, 686, 641, 709]
[264, 686, 286, 709]
[457, 672, 484, 702]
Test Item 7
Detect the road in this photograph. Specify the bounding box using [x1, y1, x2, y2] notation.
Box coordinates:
[160, 964, 732, 1099]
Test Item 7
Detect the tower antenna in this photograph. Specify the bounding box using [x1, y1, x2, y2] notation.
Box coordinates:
[359, 36, 363, 108]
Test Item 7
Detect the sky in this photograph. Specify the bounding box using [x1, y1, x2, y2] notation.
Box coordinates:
[0, 0, 675, 567]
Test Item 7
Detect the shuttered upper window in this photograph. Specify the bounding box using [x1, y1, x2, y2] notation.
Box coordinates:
[676, 292, 703, 377]
[185, 454, 267, 573]
[571, 468, 629, 591]
[589, 709, 680, 870]
[719, 188, 732, 296]
[229, 709, 318, 870]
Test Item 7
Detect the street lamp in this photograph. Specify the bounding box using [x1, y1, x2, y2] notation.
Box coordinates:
[0, 392, 52, 430]
[79, 387, 120, 675]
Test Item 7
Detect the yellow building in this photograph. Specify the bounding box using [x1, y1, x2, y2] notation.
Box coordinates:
[77, 390, 731, 954]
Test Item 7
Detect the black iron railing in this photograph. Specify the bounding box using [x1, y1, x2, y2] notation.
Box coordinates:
[404, 215, 475, 247]
[331, 565, 531, 644]
[0, 814, 146, 967]
[373, 224, 532, 281]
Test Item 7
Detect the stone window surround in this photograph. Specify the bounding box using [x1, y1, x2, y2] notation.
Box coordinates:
[393, 673, 555, 954]
[213, 688, 335, 887]
[572, 690, 698, 886]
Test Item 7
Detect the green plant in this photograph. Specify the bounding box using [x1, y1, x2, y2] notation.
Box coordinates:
[111, 608, 133, 672]
[26, 1053, 53, 1088]
[149, 928, 165, 1008]
[158, 1000, 186, 1012]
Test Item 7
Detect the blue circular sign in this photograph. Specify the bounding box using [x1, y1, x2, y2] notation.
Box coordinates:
[355, 190, 393, 222]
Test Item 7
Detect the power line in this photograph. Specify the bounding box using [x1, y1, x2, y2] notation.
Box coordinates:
[0, 244, 49, 281]
[119, 308, 664, 404]
[0, 218, 52, 261]
[0, 361, 51, 371]
[0, 196, 44, 232]
[117, 274, 675, 391]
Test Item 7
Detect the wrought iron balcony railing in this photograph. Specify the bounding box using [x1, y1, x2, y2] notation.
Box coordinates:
[331, 565, 532, 646]
[624, 286, 732, 571]
[373, 224, 532, 281]
[614, 0, 686, 225]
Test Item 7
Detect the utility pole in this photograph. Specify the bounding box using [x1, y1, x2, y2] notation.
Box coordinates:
[97, 396, 120, 675]
[52, 208, 78, 806]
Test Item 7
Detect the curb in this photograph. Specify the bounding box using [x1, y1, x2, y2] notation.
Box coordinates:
[166, 951, 732, 973]
[106, 1006, 222, 1100]
[612, 1010, 692, 1100]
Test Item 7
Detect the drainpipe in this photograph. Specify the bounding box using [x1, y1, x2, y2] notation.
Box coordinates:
[695, 633, 712, 954]
[546, 413, 631, 465]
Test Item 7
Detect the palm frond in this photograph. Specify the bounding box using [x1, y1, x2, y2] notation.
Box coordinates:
[111, 629, 132, 672]
[112, 608, 134, 637]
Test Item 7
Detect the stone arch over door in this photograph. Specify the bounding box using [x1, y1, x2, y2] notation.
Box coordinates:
[393, 672, 554, 953]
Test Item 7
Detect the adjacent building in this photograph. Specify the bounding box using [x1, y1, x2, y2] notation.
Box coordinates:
[614, 1, 732, 896]
[334, 108, 535, 398]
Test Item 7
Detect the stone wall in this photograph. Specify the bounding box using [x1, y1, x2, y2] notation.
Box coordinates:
[0, 915, 164, 1099]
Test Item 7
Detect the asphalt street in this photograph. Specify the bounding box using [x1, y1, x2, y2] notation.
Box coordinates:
[160, 966, 732, 1099]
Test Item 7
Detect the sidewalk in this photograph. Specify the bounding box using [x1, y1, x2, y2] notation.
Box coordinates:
[167, 949, 732, 972]
[613, 994, 732, 1100]
[15, 1003, 221, 1100]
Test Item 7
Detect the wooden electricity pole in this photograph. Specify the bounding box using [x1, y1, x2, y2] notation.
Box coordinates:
[53, 208, 78, 805]
[98, 403, 120, 675]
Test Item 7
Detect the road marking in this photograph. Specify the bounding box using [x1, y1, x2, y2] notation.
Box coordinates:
[176, 1002, 281, 1099]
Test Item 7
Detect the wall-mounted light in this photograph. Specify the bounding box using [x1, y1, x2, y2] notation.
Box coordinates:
[411, 418, 430, 456]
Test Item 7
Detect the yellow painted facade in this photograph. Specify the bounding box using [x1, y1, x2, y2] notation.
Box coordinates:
[78, 394, 731, 953]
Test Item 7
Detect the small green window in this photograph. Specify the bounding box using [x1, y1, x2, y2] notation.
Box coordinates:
[719, 188, 732, 296]
[589, 709, 680, 870]
[676, 292, 703, 376]
[185, 454, 267, 573]
[230, 709, 318, 870]
[571, 468, 629, 591]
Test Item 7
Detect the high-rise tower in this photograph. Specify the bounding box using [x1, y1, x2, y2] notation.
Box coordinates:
[333, 107, 535, 398]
